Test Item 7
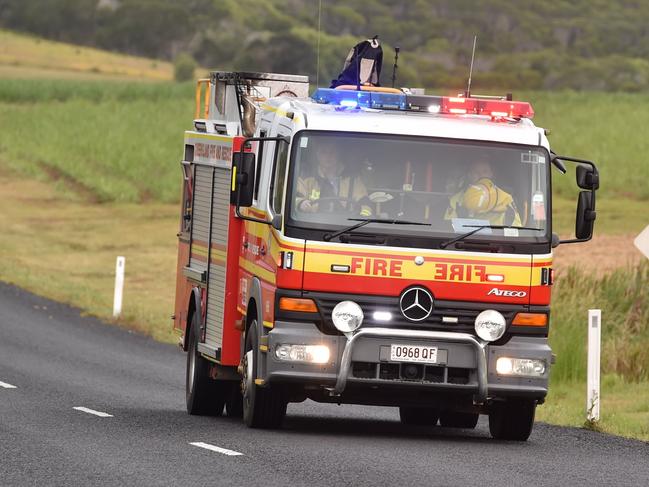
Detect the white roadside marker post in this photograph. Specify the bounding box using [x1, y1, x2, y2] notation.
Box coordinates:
[587, 309, 601, 423]
[113, 256, 125, 318]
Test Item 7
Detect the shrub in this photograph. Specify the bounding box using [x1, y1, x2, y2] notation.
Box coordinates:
[174, 53, 196, 82]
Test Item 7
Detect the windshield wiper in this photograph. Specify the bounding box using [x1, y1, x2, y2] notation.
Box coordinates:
[439, 225, 544, 249]
[323, 218, 431, 242]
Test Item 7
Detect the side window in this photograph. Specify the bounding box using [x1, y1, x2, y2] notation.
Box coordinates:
[253, 129, 267, 201]
[270, 140, 289, 214]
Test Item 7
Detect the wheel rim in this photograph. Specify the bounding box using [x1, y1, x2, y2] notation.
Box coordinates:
[242, 349, 253, 410]
[187, 336, 196, 395]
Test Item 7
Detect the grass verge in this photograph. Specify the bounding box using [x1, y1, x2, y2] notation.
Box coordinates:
[0, 172, 179, 343]
[551, 262, 649, 382]
[537, 375, 649, 442]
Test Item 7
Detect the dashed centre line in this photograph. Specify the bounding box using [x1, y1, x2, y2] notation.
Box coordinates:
[73, 406, 114, 417]
[0, 380, 17, 389]
[190, 442, 243, 456]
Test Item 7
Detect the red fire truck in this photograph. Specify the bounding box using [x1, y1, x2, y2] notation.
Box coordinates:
[173, 71, 598, 440]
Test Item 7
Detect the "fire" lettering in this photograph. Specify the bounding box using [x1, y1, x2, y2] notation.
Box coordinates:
[433, 263, 487, 282]
[350, 257, 403, 277]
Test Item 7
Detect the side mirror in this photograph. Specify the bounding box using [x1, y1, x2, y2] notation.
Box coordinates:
[231, 152, 255, 207]
[575, 191, 596, 240]
[576, 164, 599, 190]
[554, 155, 599, 245]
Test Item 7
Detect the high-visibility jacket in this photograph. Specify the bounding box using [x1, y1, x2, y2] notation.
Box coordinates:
[296, 172, 372, 217]
[444, 184, 522, 226]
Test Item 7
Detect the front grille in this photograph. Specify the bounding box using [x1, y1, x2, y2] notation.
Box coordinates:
[309, 293, 523, 336]
[352, 361, 472, 385]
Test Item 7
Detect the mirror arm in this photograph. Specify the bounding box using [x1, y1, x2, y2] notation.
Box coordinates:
[557, 236, 591, 245]
[554, 155, 597, 167]
[550, 155, 567, 174]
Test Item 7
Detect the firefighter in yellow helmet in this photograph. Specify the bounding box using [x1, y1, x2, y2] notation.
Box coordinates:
[295, 141, 372, 217]
[445, 159, 521, 226]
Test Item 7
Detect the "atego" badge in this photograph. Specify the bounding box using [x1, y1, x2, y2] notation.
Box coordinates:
[487, 288, 527, 297]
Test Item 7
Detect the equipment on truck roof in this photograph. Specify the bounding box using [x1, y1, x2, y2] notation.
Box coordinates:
[331, 36, 383, 89]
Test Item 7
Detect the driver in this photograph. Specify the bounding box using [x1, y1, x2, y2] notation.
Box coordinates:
[444, 158, 521, 226]
[295, 141, 372, 217]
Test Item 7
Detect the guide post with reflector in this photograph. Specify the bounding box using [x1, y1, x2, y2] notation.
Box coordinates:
[587, 309, 601, 422]
[113, 256, 125, 318]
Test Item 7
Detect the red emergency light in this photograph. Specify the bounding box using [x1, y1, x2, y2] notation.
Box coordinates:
[441, 96, 534, 119]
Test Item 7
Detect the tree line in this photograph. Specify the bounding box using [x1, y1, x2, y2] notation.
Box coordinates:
[2, 0, 649, 91]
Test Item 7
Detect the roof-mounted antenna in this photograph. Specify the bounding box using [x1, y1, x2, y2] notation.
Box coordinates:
[391, 46, 400, 88]
[315, 0, 322, 87]
[465, 35, 477, 98]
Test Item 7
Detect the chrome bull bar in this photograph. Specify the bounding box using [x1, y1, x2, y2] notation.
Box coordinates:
[331, 327, 489, 404]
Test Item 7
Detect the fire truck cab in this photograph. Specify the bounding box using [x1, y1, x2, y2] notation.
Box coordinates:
[173, 71, 599, 441]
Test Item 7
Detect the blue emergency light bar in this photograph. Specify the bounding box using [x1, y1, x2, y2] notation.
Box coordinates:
[312, 88, 407, 110]
[311, 88, 535, 118]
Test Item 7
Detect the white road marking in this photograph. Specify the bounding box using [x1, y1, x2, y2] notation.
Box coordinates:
[73, 406, 113, 418]
[0, 381, 17, 389]
[190, 442, 243, 456]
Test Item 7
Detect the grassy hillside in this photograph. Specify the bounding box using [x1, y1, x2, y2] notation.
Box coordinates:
[5, 1, 649, 91]
[0, 29, 174, 80]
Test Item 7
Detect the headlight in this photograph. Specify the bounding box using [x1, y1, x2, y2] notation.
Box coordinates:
[275, 344, 330, 364]
[474, 309, 506, 342]
[496, 357, 546, 377]
[332, 300, 363, 333]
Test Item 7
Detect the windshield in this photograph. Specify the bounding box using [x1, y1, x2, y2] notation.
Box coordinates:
[287, 131, 549, 242]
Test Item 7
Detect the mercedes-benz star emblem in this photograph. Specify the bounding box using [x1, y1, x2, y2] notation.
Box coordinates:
[399, 287, 434, 322]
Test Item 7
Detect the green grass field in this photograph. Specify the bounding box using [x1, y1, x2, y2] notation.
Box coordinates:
[0, 80, 194, 203]
[0, 75, 647, 441]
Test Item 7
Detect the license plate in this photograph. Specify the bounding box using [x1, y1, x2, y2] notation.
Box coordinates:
[390, 344, 438, 364]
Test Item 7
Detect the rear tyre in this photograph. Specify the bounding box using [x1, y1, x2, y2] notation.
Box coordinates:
[242, 322, 286, 428]
[185, 313, 226, 416]
[489, 398, 536, 441]
[438, 411, 479, 429]
[399, 407, 439, 426]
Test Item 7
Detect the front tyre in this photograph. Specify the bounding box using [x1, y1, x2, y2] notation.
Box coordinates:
[489, 398, 536, 441]
[186, 313, 226, 416]
[242, 322, 286, 428]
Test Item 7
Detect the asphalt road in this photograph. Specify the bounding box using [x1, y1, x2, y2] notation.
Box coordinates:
[1, 282, 648, 487]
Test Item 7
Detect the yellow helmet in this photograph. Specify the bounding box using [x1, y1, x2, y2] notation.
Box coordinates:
[462, 178, 498, 214]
